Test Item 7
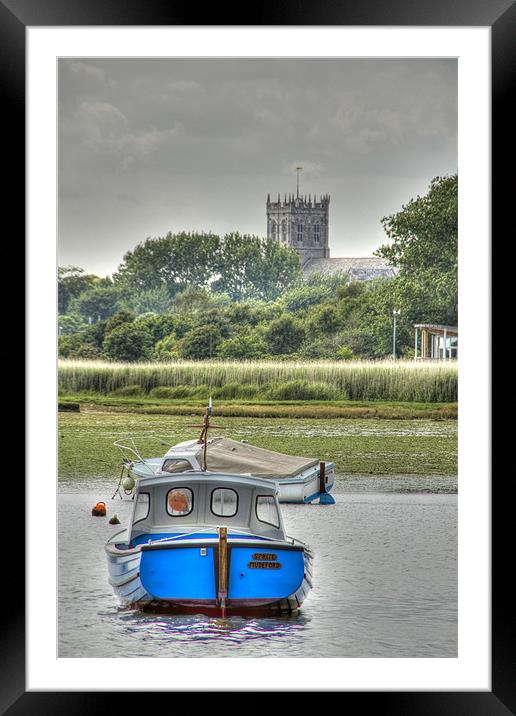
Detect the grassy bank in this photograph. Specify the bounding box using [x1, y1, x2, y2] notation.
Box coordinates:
[59, 358, 458, 403]
[58, 412, 457, 480]
[59, 394, 457, 420]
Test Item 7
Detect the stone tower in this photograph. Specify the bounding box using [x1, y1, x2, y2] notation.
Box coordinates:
[266, 190, 330, 266]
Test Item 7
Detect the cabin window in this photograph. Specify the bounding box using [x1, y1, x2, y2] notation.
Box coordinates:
[166, 487, 193, 517]
[256, 495, 280, 528]
[162, 458, 193, 474]
[211, 488, 238, 517]
[133, 492, 150, 523]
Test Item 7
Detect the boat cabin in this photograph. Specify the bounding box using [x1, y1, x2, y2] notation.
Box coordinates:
[125, 472, 287, 547]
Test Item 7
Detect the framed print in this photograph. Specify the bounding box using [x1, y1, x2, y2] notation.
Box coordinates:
[8, 0, 511, 710]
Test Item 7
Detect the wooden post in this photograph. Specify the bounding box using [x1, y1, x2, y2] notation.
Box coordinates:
[218, 527, 228, 617]
[414, 327, 418, 359]
[319, 461, 326, 494]
[203, 412, 208, 470]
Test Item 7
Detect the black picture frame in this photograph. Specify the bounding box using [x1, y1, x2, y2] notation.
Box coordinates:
[9, 0, 508, 711]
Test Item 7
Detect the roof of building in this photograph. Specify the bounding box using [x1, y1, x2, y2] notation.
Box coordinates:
[414, 324, 458, 333]
[302, 256, 398, 280]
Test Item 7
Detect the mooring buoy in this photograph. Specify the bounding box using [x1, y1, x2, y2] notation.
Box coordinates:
[91, 501, 107, 516]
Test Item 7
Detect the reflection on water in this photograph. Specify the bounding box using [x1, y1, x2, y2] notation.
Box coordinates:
[111, 609, 309, 645]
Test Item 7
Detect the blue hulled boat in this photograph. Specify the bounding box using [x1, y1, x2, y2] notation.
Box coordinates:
[105, 472, 313, 616]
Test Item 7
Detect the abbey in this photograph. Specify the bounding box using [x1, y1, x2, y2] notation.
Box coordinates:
[266, 193, 330, 264]
[266, 189, 397, 281]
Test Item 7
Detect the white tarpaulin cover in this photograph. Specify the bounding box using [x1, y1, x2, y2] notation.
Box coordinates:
[204, 437, 319, 479]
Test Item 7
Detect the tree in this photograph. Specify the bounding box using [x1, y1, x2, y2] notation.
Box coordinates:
[214, 233, 301, 301]
[58, 312, 89, 336]
[264, 315, 305, 355]
[69, 283, 124, 321]
[177, 325, 223, 359]
[131, 313, 177, 343]
[375, 173, 458, 327]
[306, 303, 343, 335]
[120, 285, 172, 315]
[114, 232, 221, 295]
[58, 320, 107, 358]
[170, 286, 230, 314]
[281, 284, 333, 312]
[217, 333, 267, 359]
[102, 323, 154, 362]
[104, 309, 136, 334]
[153, 334, 179, 361]
[58, 266, 99, 314]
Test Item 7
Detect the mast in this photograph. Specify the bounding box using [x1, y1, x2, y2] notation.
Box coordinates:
[296, 166, 302, 199]
[187, 398, 222, 471]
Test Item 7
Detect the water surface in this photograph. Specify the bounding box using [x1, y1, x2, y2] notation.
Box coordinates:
[58, 476, 457, 658]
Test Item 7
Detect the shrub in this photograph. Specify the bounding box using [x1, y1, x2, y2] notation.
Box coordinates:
[264, 315, 305, 355]
[177, 325, 223, 359]
[217, 333, 267, 359]
[337, 346, 354, 361]
[102, 324, 154, 362]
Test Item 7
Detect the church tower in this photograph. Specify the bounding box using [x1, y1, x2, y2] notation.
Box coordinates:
[266, 169, 330, 266]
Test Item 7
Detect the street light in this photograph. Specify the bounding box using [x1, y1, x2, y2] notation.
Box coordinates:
[392, 309, 401, 359]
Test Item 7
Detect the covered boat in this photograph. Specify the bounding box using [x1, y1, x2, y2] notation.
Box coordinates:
[105, 471, 313, 616]
[115, 435, 335, 504]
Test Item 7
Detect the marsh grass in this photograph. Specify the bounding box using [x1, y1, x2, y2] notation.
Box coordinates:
[59, 359, 458, 403]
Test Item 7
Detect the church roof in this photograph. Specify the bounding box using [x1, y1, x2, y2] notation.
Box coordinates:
[302, 256, 398, 281]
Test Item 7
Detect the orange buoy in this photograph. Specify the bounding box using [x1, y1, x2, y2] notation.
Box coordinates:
[92, 501, 107, 516]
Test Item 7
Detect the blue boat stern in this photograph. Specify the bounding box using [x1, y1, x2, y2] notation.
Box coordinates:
[138, 541, 309, 613]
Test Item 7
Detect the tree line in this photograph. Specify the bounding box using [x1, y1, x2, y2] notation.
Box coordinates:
[58, 174, 458, 362]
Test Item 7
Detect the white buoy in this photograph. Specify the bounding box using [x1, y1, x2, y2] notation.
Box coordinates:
[122, 475, 135, 492]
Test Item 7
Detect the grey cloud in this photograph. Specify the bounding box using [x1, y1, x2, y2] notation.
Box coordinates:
[58, 58, 457, 276]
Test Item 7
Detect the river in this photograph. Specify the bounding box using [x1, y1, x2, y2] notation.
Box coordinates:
[58, 475, 457, 658]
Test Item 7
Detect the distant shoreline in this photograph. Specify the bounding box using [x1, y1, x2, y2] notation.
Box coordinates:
[58, 395, 457, 420]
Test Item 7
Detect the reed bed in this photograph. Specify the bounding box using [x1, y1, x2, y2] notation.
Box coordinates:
[59, 359, 458, 403]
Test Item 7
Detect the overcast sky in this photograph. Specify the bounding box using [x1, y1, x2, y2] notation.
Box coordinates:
[58, 58, 457, 277]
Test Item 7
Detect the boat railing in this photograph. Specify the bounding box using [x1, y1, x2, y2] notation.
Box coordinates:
[145, 527, 281, 546]
[113, 435, 176, 467]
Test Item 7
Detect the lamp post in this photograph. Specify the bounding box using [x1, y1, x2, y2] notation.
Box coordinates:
[392, 309, 401, 359]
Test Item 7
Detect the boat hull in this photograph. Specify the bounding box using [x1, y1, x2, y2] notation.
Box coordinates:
[106, 538, 313, 616]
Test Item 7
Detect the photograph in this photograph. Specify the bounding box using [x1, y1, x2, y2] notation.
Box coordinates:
[56, 56, 459, 659]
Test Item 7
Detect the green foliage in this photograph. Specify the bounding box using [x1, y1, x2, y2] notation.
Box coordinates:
[69, 283, 123, 321]
[58, 312, 89, 336]
[120, 285, 172, 315]
[376, 173, 458, 327]
[104, 309, 136, 334]
[171, 286, 230, 314]
[336, 346, 354, 361]
[264, 315, 306, 355]
[59, 175, 457, 362]
[58, 266, 99, 314]
[102, 323, 154, 362]
[281, 284, 333, 312]
[177, 324, 223, 359]
[134, 313, 177, 343]
[153, 334, 179, 361]
[217, 333, 267, 359]
[115, 232, 221, 294]
[306, 303, 343, 335]
[214, 233, 301, 301]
